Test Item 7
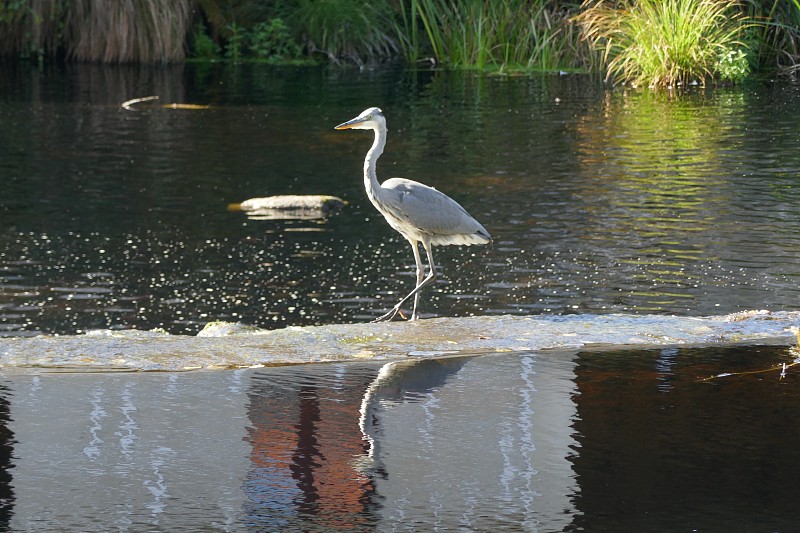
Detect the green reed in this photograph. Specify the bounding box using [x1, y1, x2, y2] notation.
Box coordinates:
[66, 0, 193, 62]
[0, 0, 192, 62]
[575, 0, 750, 87]
[747, 0, 800, 75]
[1, 0, 797, 75]
[397, 0, 584, 71]
[294, 0, 398, 65]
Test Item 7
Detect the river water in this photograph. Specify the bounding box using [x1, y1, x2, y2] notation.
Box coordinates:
[1, 63, 800, 530]
[2, 64, 800, 335]
[2, 345, 800, 531]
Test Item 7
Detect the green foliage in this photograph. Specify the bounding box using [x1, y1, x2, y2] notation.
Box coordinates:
[0, 0, 62, 61]
[224, 22, 245, 60]
[204, 18, 303, 62]
[0, 0, 798, 76]
[0, 1, 31, 24]
[293, 0, 397, 65]
[191, 21, 220, 59]
[715, 47, 751, 81]
[747, 0, 800, 76]
[248, 19, 301, 59]
[195, 0, 267, 36]
[575, 0, 750, 87]
[191, 0, 395, 64]
[398, 0, 582, 71]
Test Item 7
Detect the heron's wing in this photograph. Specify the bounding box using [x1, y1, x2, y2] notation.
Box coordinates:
[380, 178, 490, 241]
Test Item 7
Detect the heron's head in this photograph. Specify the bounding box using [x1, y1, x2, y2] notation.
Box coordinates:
[335, 107, 385, 131]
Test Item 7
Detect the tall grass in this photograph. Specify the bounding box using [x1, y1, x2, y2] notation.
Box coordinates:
[0, 0, 64, 60]
[65, 0, 193, 62]
[397, 0, 586, 71]
[293, 0, 398, 65]
[0, 0, 797, 75]
[575, 0, 750, 87]
[0, 0, 192, 62]
[748, 0, 800, 75]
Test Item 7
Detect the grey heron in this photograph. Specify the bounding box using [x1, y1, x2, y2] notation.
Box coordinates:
[335, 107, 491, 321]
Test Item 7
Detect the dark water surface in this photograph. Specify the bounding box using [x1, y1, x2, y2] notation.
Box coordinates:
[2, 64, 800, 335]
[0, 346, 799, 531]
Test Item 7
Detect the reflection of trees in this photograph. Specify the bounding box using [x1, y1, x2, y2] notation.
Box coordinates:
[570, 346, 800, 530]
[566, 90, 749, 311]
[573, 90, 743, 250]
[479, 83, 800, 316]
[404, 70, 589, 185]
[241, 357, 471, 530]
[243, 364, 378, 531]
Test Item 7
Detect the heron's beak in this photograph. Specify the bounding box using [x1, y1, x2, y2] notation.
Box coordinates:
[335, 116, 366, 130]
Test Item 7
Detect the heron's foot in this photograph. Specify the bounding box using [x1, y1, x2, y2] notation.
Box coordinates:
[371, 305, 406, 323]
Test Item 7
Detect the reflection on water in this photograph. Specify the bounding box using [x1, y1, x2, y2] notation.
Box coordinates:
[566, 89, 800, 313]
[1, 64, 800, 335]
[1, 347, 799, 530]
[355, 354, 579, 531]
[244, 364, 378, 530]
[0, 383, 12, 527]
[5, 371, 251, 531]
[570, 345, 800, 531]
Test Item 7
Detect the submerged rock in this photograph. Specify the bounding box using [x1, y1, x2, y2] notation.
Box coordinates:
[0, 311, 799, 372]
[198, 321, 268, 337]
[228, 195, 346, 220]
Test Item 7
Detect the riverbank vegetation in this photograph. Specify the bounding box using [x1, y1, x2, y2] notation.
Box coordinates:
[394, 0, 588, 72]
[574, 0, 751, 86]
[0, 0, 798, 86]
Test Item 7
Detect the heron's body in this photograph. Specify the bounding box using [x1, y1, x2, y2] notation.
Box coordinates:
[336, 107, 490, 321]
[368, 177, 490, 246]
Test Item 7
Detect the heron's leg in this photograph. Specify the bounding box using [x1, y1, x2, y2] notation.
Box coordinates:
[373, 240, 437, 322]
[411, 240, 425, 320]
[373, 239, 422, 322]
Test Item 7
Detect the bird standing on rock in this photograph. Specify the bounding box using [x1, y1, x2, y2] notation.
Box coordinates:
[335, 107, 491, 322]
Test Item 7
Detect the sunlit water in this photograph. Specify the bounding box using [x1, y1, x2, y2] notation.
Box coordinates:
[1, 346, 799, 531]
[1, 64, 800, 335]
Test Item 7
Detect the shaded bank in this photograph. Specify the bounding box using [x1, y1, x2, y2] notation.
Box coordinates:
[0, 1, 798, 77]
[0, 0, 192, 62]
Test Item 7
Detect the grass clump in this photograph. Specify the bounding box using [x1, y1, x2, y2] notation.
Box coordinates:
[294, 0, 397, 65]
[66, 0, 193, 62]
[193, 0, 398, 65]
[397, 0, 583, 71]
[747, 0, 800, 76]
[1, 0, 798, 79]
[574, 0, 751, 87]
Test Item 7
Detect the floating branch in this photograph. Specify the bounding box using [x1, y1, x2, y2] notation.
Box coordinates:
[701, 326, 800, 381]
[162, 103, 211, 110]
[121, 95, 159, 110]
[121, 96, 210, 111]
[701, 361, 799, 382]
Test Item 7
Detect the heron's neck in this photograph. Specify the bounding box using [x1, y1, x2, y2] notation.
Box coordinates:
[364, 124, 386, 198]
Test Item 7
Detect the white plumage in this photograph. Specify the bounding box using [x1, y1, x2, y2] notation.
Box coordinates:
[335, 107, 491, 321]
